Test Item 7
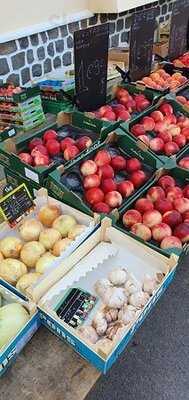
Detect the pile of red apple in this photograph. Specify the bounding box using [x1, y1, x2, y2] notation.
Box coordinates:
[176, 94, 189, 108]
[0, 84, 23, 97]
[122, 174, 189, 250]
[79, 148, 150, 213]
[178, 156, 189, 170]
[173, 53, 189, 68]
[18, 129, 93, 167]
[141, 69, 187, 90]
[131, 102, 189, 156]
[92, 87, 151, 122]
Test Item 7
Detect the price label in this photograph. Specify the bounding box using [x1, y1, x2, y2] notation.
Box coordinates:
[168, 0, 189, 60]
[129, 8, 157, 81]
[74, 23, 109, 112]
[0, 183, 34, 227]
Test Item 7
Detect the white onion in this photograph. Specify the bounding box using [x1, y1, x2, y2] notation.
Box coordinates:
[38, 204, 61, 227]
[20, 241, 45, 268]
[36, 252, 57, 274]
[16, 272, 41, 293]
[52, 215, 76, 237]
[0, 237, 22, 259]
[68, 224, 86, 240]
[52, 238, 72, 257]
[19, 219, 42, 241]
[0, 303, 30, 349]
[39, 228, 61, 250]
[0, 259, 27, 285]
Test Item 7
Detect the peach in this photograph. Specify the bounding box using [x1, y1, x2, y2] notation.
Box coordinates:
[64, 145, 80, 160]
[181, 127, 189, 140]
[152, 223, 172, 242]
[178, 157, 189, 169]
[99, 105, 112, 117]
[117, 180, 134, 197]
[167, 125, 181, 137]
[157, 131, 172, 143]
[154, 121, 168, 133]
[135, 98, 150, 112]
[80, 160, 97, 176]
[101, 178, 117, 193]
[76, 136, 92, 151]
[173, 135, 186, 148]
[117, 110, 131, 121]
[142, 116, 155, 131]
[147, 186, 165, 203]
[93, 202, 110, 214]
[126, 158, 141, 173]
[94, 150, 111, 167]
[183, 210, 189, 222]
[135, 198, 154, 213]
[85, 188, 104, 205]
[105, 191, 123, 208]
[111, 156, 127, 171]
[183, 185, 189, 199]
[131, 223, 152, 241]
[164, 142, 179, 156]
[158, 175, 176, 190]
[154, 199, 173, 214]
[159, 103, 173, 115]
[174, 223, 189, 243]
[176, 96, 187, 105]
[122, 209, 142, 227]
[150, 111, 164, 122]
[162, 210, 182, 228]
[143, 210, 162, 227]
[131, 124, 145, 137]
[83, 174, 101, 189]
[98, 165, 114, 179]
[60, 137, 75, 151]
[160, 236, 182, 249]
[174, 198, 189, 214]
[164, 114, 177, 125]
[166, 186, 183, 202]
[150, 138, 164, 153]
[130, 170, 147, 188]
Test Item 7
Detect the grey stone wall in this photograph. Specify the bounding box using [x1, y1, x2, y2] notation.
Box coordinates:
[0, 0, 173, 86]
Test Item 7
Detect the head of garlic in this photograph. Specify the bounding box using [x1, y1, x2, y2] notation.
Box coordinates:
[102, 287, 126, 309]
[94, 278, 112, 298]
[92, 311, 108, 336]
[95, 338, 113, 355]
[77, 326, 99, 344]
[124, 274, 142, 296]
[129, 291, 150, 309]
[104, 308, 119, 323]
[118, 304, 137, 325]
[106, 321, 124, 341]
[108, 268, 128, 286]
[143, 274, 157, 295]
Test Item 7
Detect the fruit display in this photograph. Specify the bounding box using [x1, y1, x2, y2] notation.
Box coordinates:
[121, 173, 189, 252]
[0, 203, 89, 294]
[0, 84, 23, 98]
[139, 69, 187, 91]
[129, 100, 189, 157]
[173, 53, 189, 68]
[60, 143, 155, 214]
[178, 155, 189, 170]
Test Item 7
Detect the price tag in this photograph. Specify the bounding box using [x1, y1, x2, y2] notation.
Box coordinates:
[168, 0, 189, 60]
[74, 23, 109, 112]
[0, 183, 34, 227]
[129, 8, 157, 81]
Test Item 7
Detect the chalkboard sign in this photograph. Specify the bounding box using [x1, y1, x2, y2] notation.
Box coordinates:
[129, 8, 157, 81]
[74, 24, 109, 112]
[168, 0, 189, 60]
[0, 184, 34, 227]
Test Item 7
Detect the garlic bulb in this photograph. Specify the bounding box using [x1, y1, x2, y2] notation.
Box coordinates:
[104, 308, 118, 323]
[118, 304, 136, 325]
[129, 291, 150, 309]
[143, 274, 157, 295]
[92, 311, 107, 336]
[94, 278, 112, 298]
[106, 321, 123, 340]
[124, 275, 142, 296]
[102, 287, 126, 309]
[108, 268, 128, 286]
[78, 326, 98, 344]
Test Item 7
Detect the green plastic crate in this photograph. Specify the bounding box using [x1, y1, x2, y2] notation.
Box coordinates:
[0, 84, 40, 103]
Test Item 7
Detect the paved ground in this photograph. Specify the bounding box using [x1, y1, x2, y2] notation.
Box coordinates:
[86, 253, 189, 400]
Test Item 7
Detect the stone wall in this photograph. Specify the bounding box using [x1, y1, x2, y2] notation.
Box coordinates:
[0, 0, 173, 86]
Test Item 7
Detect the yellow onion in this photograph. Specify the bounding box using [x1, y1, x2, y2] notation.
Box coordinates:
[0, 303, 30, 349]
[16, 272, 41, 293]
[19, 219, 42, 241]
[20, 241, 45, 268]
[36, 252, 57, 274]
[53, 215, 76, 237]
[0, 259, 27, 285]
[39, 228, 61, 250]
[52, 238, 72, 257]
[38, 204, 61, 227]
[0, 237, 22, 259]
[68, 224, 86, 240]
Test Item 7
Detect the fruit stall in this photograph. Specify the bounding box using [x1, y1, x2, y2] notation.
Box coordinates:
[0, 0, 189, 390]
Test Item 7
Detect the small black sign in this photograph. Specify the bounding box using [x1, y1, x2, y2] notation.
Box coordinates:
[168, 0, 189, 60]
[74, 24, 109, 112]
[0, 184, 34, 227]
[129, 8, 157, 81]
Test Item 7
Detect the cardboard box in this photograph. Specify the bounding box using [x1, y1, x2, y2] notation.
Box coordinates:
[109, 48, 130, 68]
[153, 41, 169, 59]
[37, 222, 179, 373]
[0, 281, 40, 376]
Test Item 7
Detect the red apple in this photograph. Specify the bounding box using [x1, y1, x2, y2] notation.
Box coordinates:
[160, 236, 182, 249]
[93, 202, 110, 214]
[174, 197, 189, 214]
[80, 160, 97, 176]
[31, 145, 48, 157]
[158, 175, 176, 190]
[112, 104, 126, 115]
[143, 210, 162, 228]
[117, 110, 131, 121]
[85, 188, 104, 205]
[99, 105, 112, 117]
[162, 210, 182, 228]
[135, 198, 154, 213]
[164, 141, 179, 156]
[157, 131, 172, 143]
[60, 137, 75, 151]
[159, 103, 173, 115]
[131, 223, 152, 241]
[142, 116, 155, 131]
[116, 88, 129, 99]
[154, 198, 173, 214]
[19, 152, 33, 165]
[43, 129, 57, 142]
[154, 121, 168, 133]
[174, 223, 189, 243]
[149, 138, 164, 153]
[29, 138, 43, 151]
[131, 124, 146, 137]
[176, 96, 187, 105]
[104, 191, 123, 208]
[181, 127, 189, 140]
[126, 158, 141, 173]
[122, 209, 142, 227]
[183, 210, 189, 222]
[147, 186, 165, 203]
[135, 98, 150, 112]
[150, 110, 164, 122]
[64, 145, 80, 161]
[166, 186, 183, 202]
[130, 170, 147, 188]
[152, 223, 172, 242]
[178, 157, 189, 169]
[34, 154, 50, 166]
[111, 156, 127, 171]
[120, 96, 130, 107]
[117, 180, 134, 197]
[83, 174, 101, 189]
[137, 135, 150, 146]
[164, 114, 177, 125]
[183, 185, 189, 199]
[103, 111, 116, 121]
[76, 136, 92, 151]
[98, 165, 114, 179]
[101, 178, 117, 193]
[94, 150, 111, 167]
[173, 135, 186, 148]
[46, 140, 60, 156]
